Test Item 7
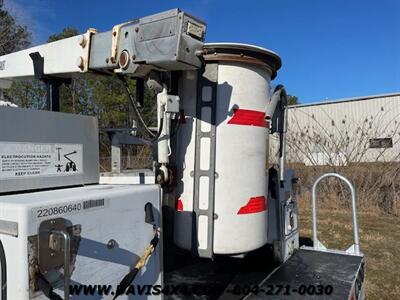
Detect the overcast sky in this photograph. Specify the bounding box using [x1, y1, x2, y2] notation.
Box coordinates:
[5, 0, 400, 103]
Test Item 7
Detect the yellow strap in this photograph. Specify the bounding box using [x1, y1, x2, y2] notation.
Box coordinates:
[134, 229, 157, 270]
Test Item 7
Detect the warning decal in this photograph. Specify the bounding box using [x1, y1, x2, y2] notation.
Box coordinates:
[0, 142, 83, 179]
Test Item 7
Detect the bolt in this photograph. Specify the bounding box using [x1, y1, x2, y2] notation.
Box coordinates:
[107, 239, 117, 249]
[50, 252, 55, 257]
[50, 220, 56, 224]
[105, 58, 109, 63]
[113, 31, 117, 37]
[135, 27, 139, 33]
[132, 54, 136, 60]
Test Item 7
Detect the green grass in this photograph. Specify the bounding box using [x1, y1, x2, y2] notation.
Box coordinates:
[299, 209, 400, 300]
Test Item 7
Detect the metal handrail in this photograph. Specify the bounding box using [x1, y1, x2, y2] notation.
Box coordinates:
[311, 173, 360, 255]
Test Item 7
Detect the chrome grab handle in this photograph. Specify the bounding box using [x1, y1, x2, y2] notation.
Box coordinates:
[311, 173, 360, 255]
[51, 230, 71, 300]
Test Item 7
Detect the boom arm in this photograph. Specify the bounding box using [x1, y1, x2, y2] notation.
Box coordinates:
[0, 9, 206, 82]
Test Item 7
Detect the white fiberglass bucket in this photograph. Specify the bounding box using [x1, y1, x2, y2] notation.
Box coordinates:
[174, 43, 281, 256]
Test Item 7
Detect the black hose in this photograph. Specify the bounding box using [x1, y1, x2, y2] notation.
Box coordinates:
[150, 118, 163, 143]
[170, 117, 181, 139]
[113, 234, 159, 300]
[119, 76, 156, 138]
[119, 76, 181, 144]
[37, 272, 63, 300]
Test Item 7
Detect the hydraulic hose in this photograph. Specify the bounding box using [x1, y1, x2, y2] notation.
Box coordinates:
[150, 118, 163, 143]
[170, 116, 182, 139]
[113, 228, 159, 300]
[119, 76, 180, 144]
[119, 76, 156, 138]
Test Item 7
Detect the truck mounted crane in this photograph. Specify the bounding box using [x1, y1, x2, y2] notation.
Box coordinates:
[0, 8, 364, 300]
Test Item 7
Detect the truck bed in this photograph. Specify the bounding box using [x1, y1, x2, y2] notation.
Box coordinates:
[246, 249, 364, 300]
[164, 246, 364, 300]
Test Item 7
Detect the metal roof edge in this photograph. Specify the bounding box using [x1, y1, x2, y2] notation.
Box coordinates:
[290, 92, 400, 108]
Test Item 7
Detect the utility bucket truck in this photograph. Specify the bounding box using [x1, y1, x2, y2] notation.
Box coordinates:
[0, 8, 364, 300]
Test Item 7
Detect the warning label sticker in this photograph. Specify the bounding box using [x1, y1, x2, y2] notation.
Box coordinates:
[0, 142, 83, 179]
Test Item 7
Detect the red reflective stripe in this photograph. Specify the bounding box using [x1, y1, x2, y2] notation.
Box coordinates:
[237, 196, 267, 214]
[176, 198, 184, 211]
[228, 109, 269, 128]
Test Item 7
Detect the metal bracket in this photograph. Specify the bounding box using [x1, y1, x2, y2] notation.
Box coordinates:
[38, 218, 80, 300]
[29, 52, 71, 112]
[101, 128, 152, 173]
[269, 86, 288, 184]
[192, 63, 218, 258]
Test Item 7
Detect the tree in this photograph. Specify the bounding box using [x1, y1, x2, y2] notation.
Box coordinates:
[0, 6, 30, 55]
[7, 80, 46, 108]
[46, 27, 87, 113]
[0, 5, 31, 102]
[288, 95, 299, 105]
[47, 27, 79, 43]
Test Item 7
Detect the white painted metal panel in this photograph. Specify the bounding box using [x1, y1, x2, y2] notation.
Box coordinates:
[100, 171, 156, 184]
[0, 184, 162, 300]
[198, 215, 208, 250]
[173, 70, 197, 250]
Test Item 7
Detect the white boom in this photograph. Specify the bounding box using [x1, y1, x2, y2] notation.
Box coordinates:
[0, 30, 93, 81]
[0, 9, 206, 83]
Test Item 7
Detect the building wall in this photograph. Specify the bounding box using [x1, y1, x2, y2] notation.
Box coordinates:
[270, 93, 400, 165]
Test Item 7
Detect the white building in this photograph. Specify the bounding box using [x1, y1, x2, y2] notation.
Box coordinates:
[270, 92, 400, 165]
